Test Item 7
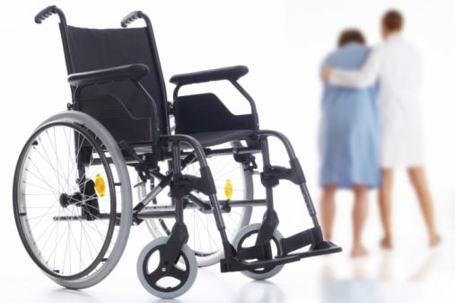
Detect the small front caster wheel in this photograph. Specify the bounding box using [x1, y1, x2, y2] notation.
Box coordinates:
[137, 237, 197, 299]
[232, 223, 284, 280]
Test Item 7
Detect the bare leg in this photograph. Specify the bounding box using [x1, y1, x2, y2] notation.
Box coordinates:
[407, 166, 441, 247]
[378, 168, 394, 249]
[320, 183, 338, 241]
[351, 184, 369, 258]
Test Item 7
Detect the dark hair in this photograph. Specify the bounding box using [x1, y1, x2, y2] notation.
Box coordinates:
[338, 29, 366, 48]
[382, 10, 403, 31]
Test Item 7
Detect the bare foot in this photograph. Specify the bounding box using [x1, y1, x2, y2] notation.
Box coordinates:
[351, 245, 368, 258]
[429, 234, 441, 248]
[380, 237, 393, 250]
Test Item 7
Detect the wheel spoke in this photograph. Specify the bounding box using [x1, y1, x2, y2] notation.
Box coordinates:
[146, 269, 165, 286]
[24, 166, 60, 197]
[168, 264, 187, 281]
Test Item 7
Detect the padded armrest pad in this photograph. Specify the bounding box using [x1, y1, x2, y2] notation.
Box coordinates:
[169, 65, 248, 85]
[68, 64, 149, 87]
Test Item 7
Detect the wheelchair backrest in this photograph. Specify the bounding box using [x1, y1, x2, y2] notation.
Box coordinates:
[60, 22, 169, 144]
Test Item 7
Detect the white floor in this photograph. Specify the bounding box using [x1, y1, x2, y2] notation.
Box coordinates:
[2, 240, 454, 303]
[2, 186, 454, 303]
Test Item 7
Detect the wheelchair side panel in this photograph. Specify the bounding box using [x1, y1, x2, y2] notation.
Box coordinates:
[174, 93, 256, 134]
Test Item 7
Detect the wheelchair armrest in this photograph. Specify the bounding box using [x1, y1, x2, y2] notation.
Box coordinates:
[169, 65, 248, 85]
[67, 64, 149, 87]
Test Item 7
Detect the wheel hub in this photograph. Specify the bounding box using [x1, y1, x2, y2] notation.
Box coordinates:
[59, 192, 83, 208]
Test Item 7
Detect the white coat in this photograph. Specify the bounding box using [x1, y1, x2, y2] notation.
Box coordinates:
[329, 33, 424, 168]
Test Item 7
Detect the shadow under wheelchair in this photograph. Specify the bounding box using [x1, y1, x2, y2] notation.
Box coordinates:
[319, 250, 442, 303]
[46, 288, 100, 303]
[234, 281, 286, 303]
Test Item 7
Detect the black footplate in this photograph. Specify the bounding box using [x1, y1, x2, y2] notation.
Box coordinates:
[220, 254, 300, 273]
[280, 241, 342, 259]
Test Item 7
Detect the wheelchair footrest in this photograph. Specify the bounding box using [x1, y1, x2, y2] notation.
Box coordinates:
[280, 226, 323, 255]
[279, 241, 342, 259]
[220, 254, 300, 273]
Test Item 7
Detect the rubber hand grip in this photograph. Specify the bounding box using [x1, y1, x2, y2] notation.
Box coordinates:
[121, 11, 143, 28]
[35, 5, 58, 24]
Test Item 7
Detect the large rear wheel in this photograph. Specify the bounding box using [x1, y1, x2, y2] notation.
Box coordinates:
[13, 111, 132, 289]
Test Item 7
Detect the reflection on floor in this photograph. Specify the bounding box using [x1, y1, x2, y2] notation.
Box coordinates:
[319, 250, 444, 303]
[218, 243, 453, 303]
[4, 235, 454, 303]
[4, 187, 455, 303]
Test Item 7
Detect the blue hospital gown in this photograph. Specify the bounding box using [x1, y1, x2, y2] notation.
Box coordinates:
[319, 42, 380, 189]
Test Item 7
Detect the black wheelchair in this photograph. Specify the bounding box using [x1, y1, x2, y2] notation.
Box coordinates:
[13, 5, 341, 299]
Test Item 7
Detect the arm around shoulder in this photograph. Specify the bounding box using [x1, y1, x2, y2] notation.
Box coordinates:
[329, 48, 381, 89]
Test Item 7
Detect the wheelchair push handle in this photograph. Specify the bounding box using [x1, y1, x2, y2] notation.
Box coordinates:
[35, 5, 66, 24]
[121, 11, 145, 27]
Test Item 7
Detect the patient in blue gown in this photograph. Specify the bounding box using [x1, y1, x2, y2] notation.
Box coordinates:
[318, 29, 380, 258]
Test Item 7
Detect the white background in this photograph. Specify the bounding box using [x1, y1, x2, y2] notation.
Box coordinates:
[1, 0, 454, 302]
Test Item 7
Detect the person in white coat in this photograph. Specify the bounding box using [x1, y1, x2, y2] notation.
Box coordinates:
[322, 10, 441, 249]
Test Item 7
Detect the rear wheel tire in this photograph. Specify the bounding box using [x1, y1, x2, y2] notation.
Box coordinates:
[13, 111, 132, 289]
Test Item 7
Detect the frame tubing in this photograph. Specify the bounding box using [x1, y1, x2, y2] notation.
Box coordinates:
[171, 142, 184, 224]
[260, 137, 275, 211]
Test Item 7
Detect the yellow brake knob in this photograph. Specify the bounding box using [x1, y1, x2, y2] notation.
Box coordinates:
[224, 179, 233, 201]
[95, 174, 106, 197]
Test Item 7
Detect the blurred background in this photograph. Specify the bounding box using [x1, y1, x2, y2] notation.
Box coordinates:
[1, 0, 454, 302]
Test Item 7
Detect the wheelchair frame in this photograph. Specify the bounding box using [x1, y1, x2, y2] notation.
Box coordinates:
[14, 5, 342, 299]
